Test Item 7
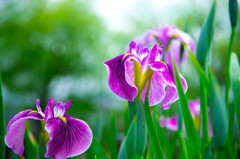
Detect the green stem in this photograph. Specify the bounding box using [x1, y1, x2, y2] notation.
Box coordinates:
[225, 28, 235, 108]
[128, 100, 137, 123]
[0, 73, 6, 159]
[200, 80, 209, 157]
[144, 80, 164, 159]
[144, 104, 164, 159]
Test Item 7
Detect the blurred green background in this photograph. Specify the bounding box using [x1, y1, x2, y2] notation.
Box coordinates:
[0, 0, 239, 157]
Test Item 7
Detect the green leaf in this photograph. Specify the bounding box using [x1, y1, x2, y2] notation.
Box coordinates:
[171, 55, 198, 158]
[186, 48, 209, 90]
[0, 72, 6, 159]
[229, 0, 238, 28]
[118, 120, 136, 159]
[178, 131, 189, 159]
[24, 121, 38, 159]
[39, 133, 46, 159]
[230, 53, 240, 140]
[128, 100, 137, 123]
[136, 99, 147, 156]
[144, 80, 164, 159]
[209, 68, 228, 147]
[196, 0, 216, 67]
[93, 110, 105, 142]
[124, 103, 130, 136]
[91, 136, 108, 159]
[110, 114, 118, 159]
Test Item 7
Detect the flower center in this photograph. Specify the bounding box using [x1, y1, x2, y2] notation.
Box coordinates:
[133, 60, 153, 99]
[58, 116, 67, 124]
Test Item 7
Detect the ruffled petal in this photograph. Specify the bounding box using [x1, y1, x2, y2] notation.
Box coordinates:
[44, 98, 56, 120]
[45, 116, 93, 159]
[53, 100, 72, 117]
[141, 72, 166, 106]
[104, 54, 140, 102]
[160, 65, 188, 109]
[126, 41, 139, 56]
[133, 30, 156, 49]
[5, 110, 44, 156]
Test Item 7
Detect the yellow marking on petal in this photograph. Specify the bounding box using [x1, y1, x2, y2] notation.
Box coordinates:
[160, 61, 168, 68]
[27, 110, 39, 116]
[58, 116, 67, 124]
[172, 34, 178, 38]
[122, 53, 132, 61]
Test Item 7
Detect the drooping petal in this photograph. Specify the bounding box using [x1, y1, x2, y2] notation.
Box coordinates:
[160, 65, 188, 109]
[53, 100, 72, 117]
[141, 72, 166, 106]
[45, 116, 93, 159]
[104, 54, 140, 102]
[44, 98, 56, 120]
[133, 30, 156, 49]
[141, 61, 176, 107]
[164, 41, 181, 67]
[141, 44, 160, 72]
[5, 110, 44, 156]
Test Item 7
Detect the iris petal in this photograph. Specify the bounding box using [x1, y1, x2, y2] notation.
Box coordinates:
[104, 54, 140, 102]
[5, 110, 44, 156]
[45, 115, 93, 159]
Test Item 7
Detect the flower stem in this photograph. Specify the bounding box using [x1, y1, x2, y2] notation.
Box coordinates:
[225, 28, 235, 108]
[200, 79, 209, 157]
[144, 80, 164, 159]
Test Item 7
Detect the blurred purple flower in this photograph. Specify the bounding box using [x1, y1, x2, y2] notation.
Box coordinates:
[160, 115, 178, 131]
[104, 41, 187, 109]
[132, 25, 195, 68]
[159, 98, 213, 137]
[189, 98, 213, 137]
[5, 98, 93, 159]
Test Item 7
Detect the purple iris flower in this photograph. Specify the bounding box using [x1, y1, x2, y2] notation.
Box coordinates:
[132, 25, 195, 68]
[5, 98, 93, 159]
[104, 41, 187, 109]
[160, 115, 178, 131]
[159, 98, 213, 137]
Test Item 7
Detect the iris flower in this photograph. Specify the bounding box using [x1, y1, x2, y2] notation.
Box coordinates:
[160, 98, 213, 137]
[104, 41, 187, 109]
[160, 115, 178, 131]
[132, 25, 195, 68]
[5, 98, 93, 159]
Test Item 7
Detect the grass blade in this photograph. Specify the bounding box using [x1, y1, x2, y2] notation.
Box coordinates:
[91, 136, 108, 159]
[186, 48, 209, 90]
[144, 80, 164, 159]
[225, 28, 236, 107]
[230, 53, 240, 140]
[39, 133, 46, 159]
[118, 120, 136, 159]
[0, 72, 6, 159]
[124, 103, 130, 136]
[208, 68, 228, 147]
[110, 114, 118, 159]
[196, 0, 216, 67]
[171, 56, 198, 158]
[136, 99, 147, 157]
